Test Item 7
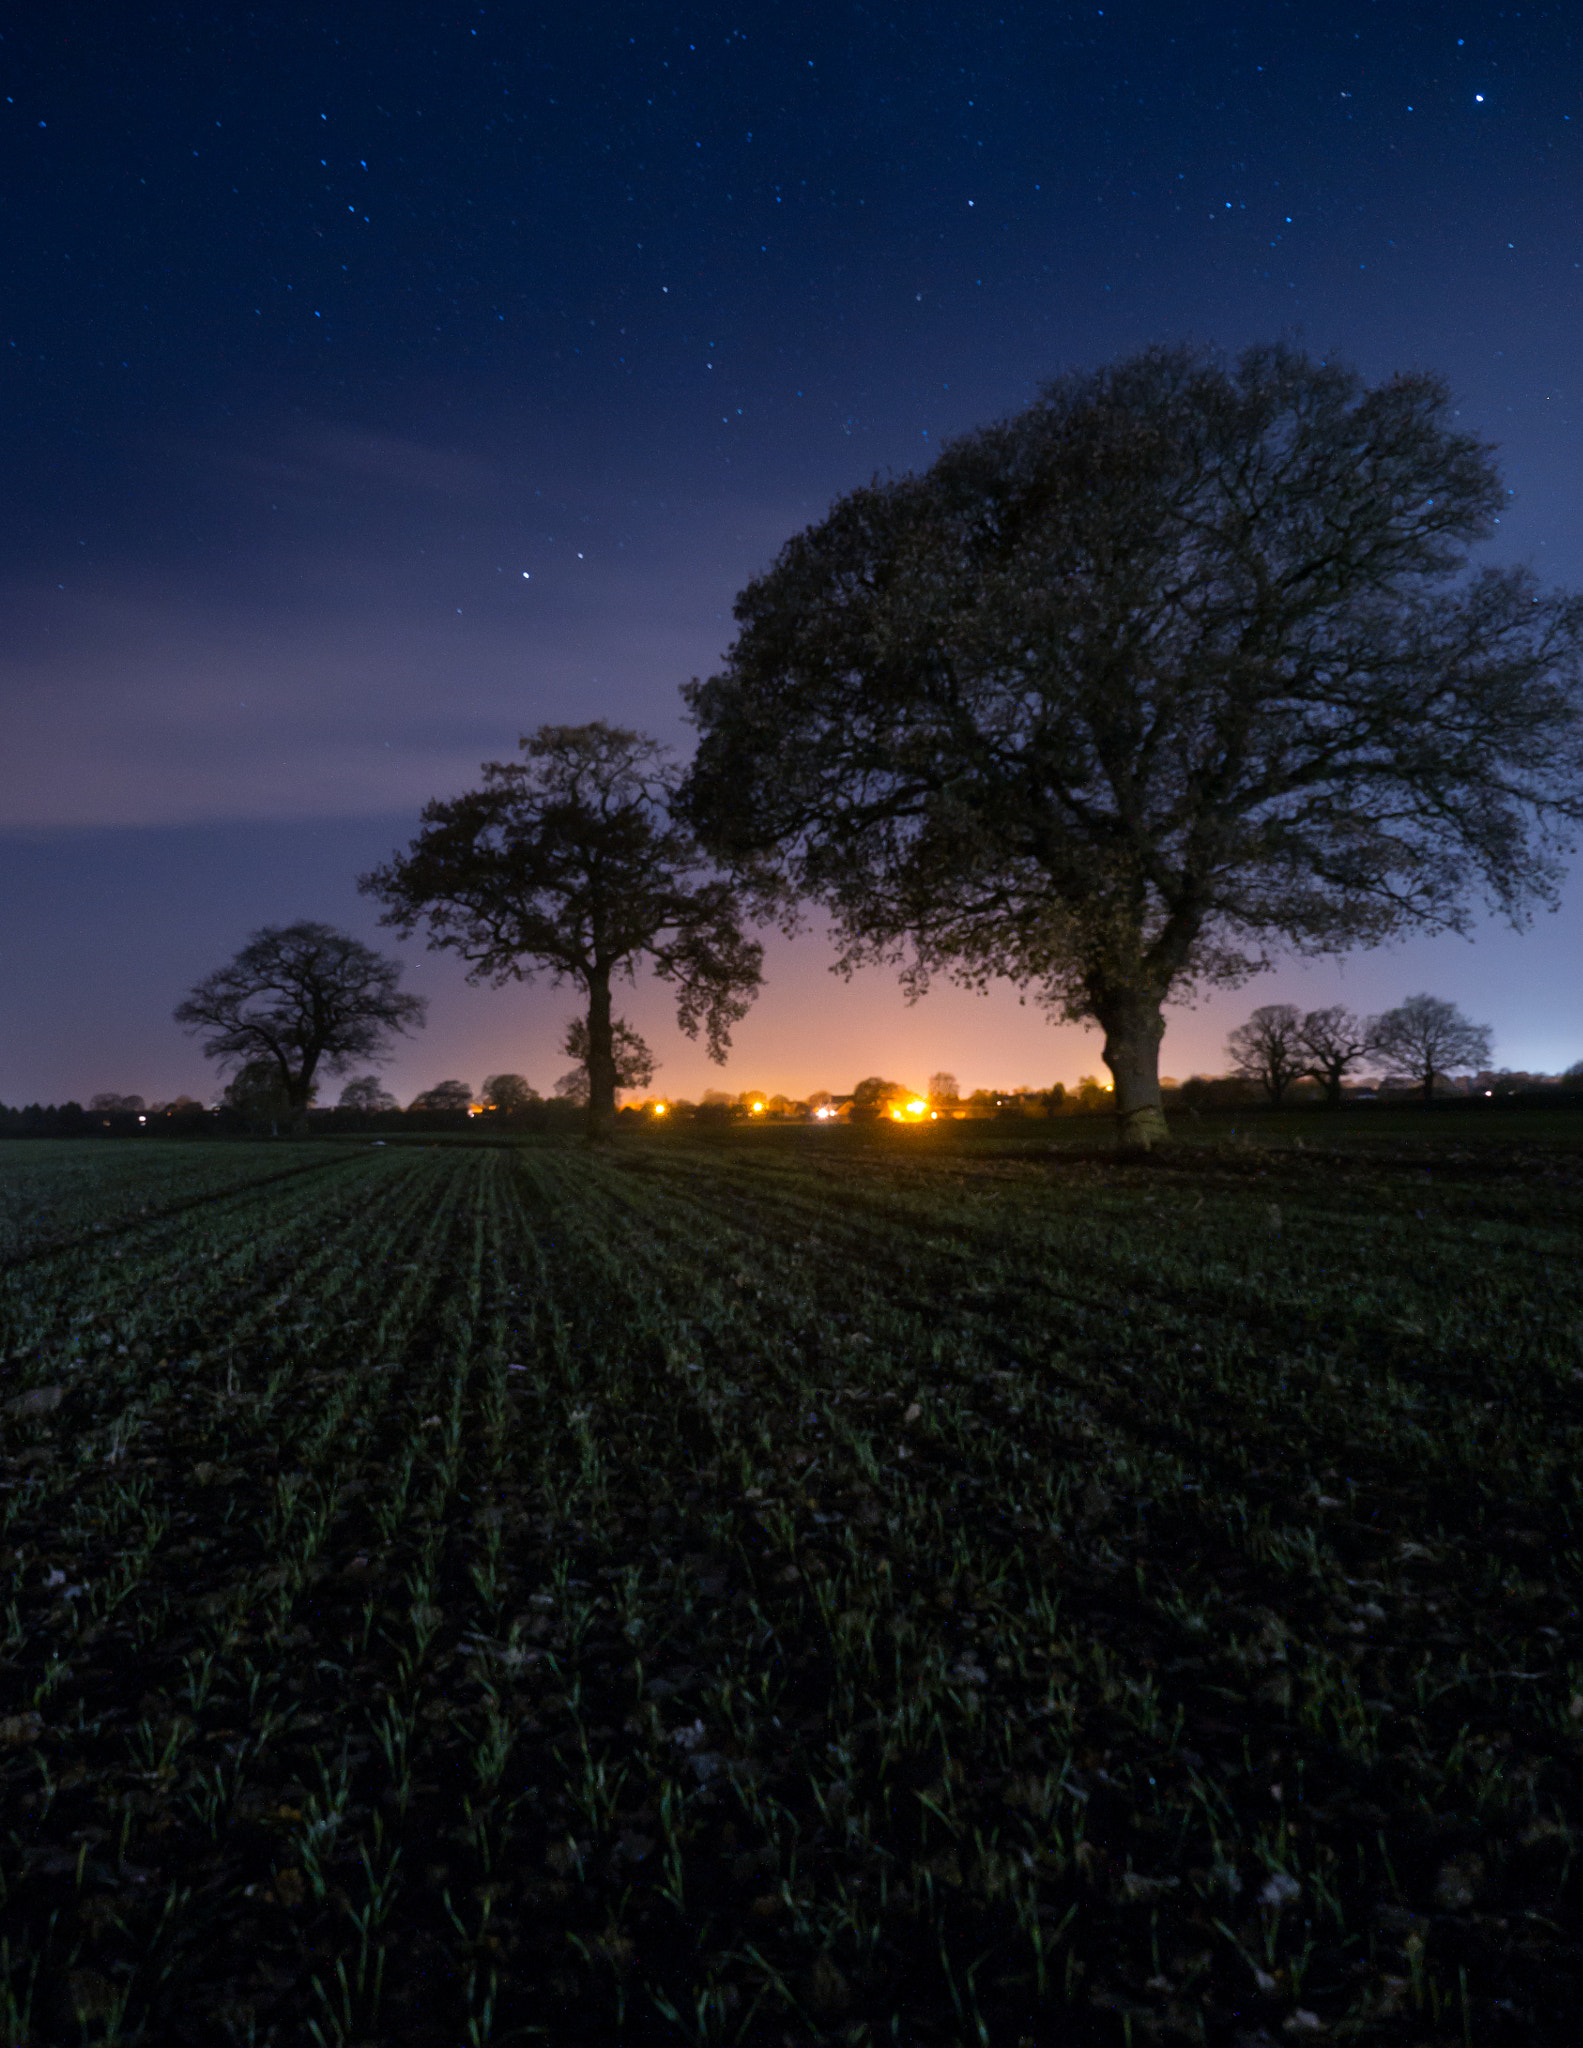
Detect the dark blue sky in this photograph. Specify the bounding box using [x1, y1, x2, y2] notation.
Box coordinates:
[5, 2, 1582, 1105]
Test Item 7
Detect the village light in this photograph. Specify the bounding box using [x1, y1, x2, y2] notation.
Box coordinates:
[652, 1101, 668, 1115]
[751, 1100, 765, 1114]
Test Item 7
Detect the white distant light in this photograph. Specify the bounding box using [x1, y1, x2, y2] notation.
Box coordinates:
[522, 570, 530, 578]
[1475, 92, 1485, 102]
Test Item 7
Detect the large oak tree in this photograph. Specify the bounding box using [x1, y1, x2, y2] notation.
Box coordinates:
[678, 343, 1583, 1145]
[360, 722, 762, 1137]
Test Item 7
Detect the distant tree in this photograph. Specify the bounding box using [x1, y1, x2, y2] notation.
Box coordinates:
[222, 1060, 295, 1129]
[928, 1071, 960, 1107]
[410, 1079, 474, 1113]
[482, 1072, 539, 1112]
[1566, 1058, 1583, 1082]
[1296, 1005, 1372, 1108]
[147, 1094, 205, 1119]
[175, 922, 425, 1120]
[1073, 1075, 1111, 1112]
[361, 722, 762, 1138]
[1368, 994, 1494, 1103]
[88, 1093, 145, 1115]
[555, 1016, 655, 1108]
[1226, 1003, 1306, 1105]
[679, 341, 1583, 1150]
[850, 1076, 907, 1122]
[338, 1075, 399, 1112]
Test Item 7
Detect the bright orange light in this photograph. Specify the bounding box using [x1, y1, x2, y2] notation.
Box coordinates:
[906, 1099, 927, 1116]
[890, 1108, 904, 1120]
[652, 1102, 668, 1116]
[814, 1105, 835, 1120]
[751, 1101, 765, 1114]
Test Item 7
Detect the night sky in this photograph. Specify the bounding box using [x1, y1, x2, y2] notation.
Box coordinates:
[5, 2, 1583, 1108]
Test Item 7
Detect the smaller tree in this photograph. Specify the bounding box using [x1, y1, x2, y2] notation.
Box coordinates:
[175, 921, 425, 1118]
[482, 1073, 539, 1112]
[1226, 1004, 1306, 1105]
[1368, 994, 1494, 1102]
[556, 1017, 655, 1107]
[850, 1076, 907, 1122]
[338, 1075, 399, 1112]
[360, 723, 761, 1138]
[88, 1092, 145, 1115]
[410, 1079, 474, 1113]
[1297, 1006, 1372, 1108]
[222, 1060, 296, 1131]
[927, 1071, 960, 1108]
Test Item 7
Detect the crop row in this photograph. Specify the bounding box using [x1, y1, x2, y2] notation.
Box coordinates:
[0, 1134, 1579, 2044]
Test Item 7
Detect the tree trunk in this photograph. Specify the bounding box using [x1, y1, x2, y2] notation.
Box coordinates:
[285, 1059, 315, 1135]
[584, 968, 618, 1138]
[1096, 989, 1169, 1149]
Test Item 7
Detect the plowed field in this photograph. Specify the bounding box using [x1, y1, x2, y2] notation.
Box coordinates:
[1, 1130, 1580, 2045]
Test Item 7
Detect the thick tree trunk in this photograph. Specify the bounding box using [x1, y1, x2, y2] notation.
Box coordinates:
[286, 1059, 315, 1135]
[584, 969, 618, 1138]
[1096, 989, 1169, 1149]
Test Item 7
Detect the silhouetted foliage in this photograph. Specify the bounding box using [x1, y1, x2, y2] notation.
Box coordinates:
[1226, 1004, 1307, 1105]
[681, 341, 1583, 1148]
[481, 1073, 539, 1113]
[338, 1075, 400, 1112]
[221, 1059, 297, 1128]
[362, 723, 761, 1137]
[850, 1076, 907, 1122]
[175, 922, 425, 1118]
[1297, 1005, 1373, 1107]
[409, 1079, 473, 1113]
[1369, 994, 1494, 1103]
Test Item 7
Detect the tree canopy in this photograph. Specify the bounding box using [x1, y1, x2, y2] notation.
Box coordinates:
[1226, 1004, 1307, 1105]
[1296, 1005, 1372, 1107]
[679, 341, 1583, 1146]
[338, 1075, 399, 1113]
[175, 922, 425, 1117]
[1369, 994, 1493, 1102]
[360, 722, 762, 1136]
[410, 1079, 474, 1113]
[482, 1073, 539, 1113]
